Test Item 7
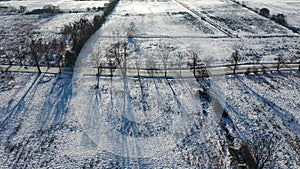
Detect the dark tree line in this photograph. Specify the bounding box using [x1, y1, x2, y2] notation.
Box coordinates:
[61, 0, 120, 68]
[62, 18, 94, 56]
[1, 37, 65, 74]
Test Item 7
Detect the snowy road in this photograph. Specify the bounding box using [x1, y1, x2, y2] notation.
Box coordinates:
[1, 62, 299, 77]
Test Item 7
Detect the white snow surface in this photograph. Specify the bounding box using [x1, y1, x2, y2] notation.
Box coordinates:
[0, 0, 300, 168]
[0, 0, 109, 11]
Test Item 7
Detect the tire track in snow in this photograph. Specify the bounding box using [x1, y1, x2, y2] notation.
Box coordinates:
[173, 0, 236, 38]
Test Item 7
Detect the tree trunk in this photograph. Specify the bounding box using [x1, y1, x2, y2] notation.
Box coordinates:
[36, 63, 42, 74]
[233, 61, 238, 75]
[46, 55, 50, 68]
[180, 67, 182, 76]
[233, 65, 236, 75]
[58, 55, 62, 73]
[96, 74, 100, 89]
[19, 57, 23, 67]
[110, 68, 113, 77]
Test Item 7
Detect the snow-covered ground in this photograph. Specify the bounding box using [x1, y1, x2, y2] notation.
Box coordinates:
[0, 0, 300, 168]
[0, 2, 105, 65]
[237, 0, 300, 29]
[213, 73, 300, 168]
[0, 0, 109, 11]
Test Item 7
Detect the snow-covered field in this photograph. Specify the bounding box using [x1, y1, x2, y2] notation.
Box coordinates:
[0, 1, 105, 65]
[0, 0, 109, 11]
[237, 0, 300, 29]
[0, 0, 300, 168]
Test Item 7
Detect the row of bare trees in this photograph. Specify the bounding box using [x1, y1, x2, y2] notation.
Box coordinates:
[1, 38, 66, 74]
[29, 38, 66, 73]
[228, 49, 300, 75]
[89, 33, 300, 78]
[90, 40, 211, 79]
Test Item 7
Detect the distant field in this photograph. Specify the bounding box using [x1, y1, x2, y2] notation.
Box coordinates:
[0, 1, 106, 65]
[233, 0, 300, 29]
[0, 0, 108, 11]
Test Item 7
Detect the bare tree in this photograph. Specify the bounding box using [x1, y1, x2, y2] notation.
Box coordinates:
[177, 51, 185, 76]
[135, 55, 142, 77]
[290, 51, 300, 72]
[42, 41, 51, 68]
[242, 134, 281, 169]
[127, 22, 137, 38]
[4, 50, 13, 66]
[146, 56, 156, 77]
[158, 42, 172, 77]
[274, 54, 285, 72]
[56, 41, 66, 73]
[188, 48, 201, 77]
[12, 46, 26, 67]
[107, 58, 117, 77]
[91, 48, 104, 89]
[28, 38, 43, 74]
[121, 42, 129, 76]
[229, 50, 242, 75]
[91, 48, 104, 76]
[197, 63, 209, 79]
[106, 41, 130, 77]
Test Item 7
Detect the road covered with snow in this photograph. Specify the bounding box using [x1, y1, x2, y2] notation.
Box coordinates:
[0, 0, 300, 168]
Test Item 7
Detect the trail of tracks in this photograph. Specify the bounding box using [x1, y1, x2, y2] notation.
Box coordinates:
[173, 0, 236, 38]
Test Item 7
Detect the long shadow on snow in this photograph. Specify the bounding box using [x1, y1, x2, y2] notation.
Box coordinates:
[276, 72, 300, 90]
[138, 77, 150, 112]
[154, 78, 176, 115]
[236, 76, 300, 136]
[120, 77, 143, 167]
[196, 78, 246, 139]
[166, 79, 182, 114]
[0, 73, 33, 115]
[260, 64, 300, 89]
[112, 78, 170, 137]
[38, 74, 73, 129]
[0, 74, 42, 135]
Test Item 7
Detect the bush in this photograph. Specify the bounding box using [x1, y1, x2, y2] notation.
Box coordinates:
[26, 5, 62, 14]
[271, 14, 287, 26]
[259, 8, 270, 18]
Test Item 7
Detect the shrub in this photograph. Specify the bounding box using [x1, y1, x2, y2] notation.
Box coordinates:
[271, 14, 287, 26]
[259, 8, 270, 18]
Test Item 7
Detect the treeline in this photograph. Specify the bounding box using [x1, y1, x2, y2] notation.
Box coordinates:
[61, 0, 120, 68]
[1, 0, 120, 74]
